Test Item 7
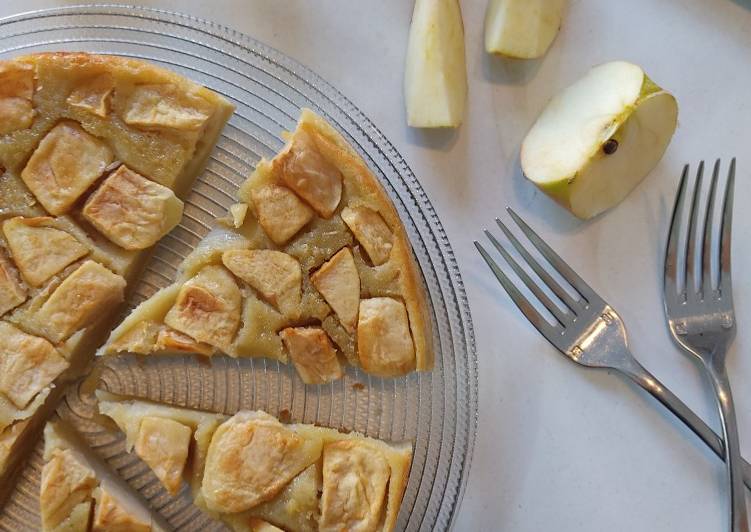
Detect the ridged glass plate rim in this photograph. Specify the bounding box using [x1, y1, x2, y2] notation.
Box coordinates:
[0, 4, 478, 531]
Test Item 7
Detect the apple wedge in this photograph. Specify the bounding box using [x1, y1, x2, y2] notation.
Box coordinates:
[484, 0, 567, 59]
[404, 0, 467, 128]
[521, 61, 678, 219]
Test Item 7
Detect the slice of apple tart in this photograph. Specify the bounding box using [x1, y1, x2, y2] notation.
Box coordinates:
[0, 52, 233, 485]
[97, 391, 412, 532]
[40, 421, 159, 532]
[103, 109, 433, 384]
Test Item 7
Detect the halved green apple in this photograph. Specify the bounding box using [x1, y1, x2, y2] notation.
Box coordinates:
[484, 0, 567, 59]
[521, 61, 678, 219]
[404, 0, 467, 128]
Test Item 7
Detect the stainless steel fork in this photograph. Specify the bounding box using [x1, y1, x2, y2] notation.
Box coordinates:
[664, 159, 747, 532]
[475, 207, 751, 491]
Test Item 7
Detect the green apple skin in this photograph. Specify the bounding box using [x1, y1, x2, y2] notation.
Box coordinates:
[521, 62, 678, 219]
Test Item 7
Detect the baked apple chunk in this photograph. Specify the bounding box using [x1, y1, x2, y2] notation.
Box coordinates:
[35, 259, 126, 344]
[222, 249, 302, 318]
[82, 165, 184, 250]
[66, 74, 114, 118]
[0, 61, 35, 135]
[0, 253, 26, 316]
[155, 327, 214, 356]
[164, 265, 242, 350]
[311, 247, 360, 333]
[340, 206, 394, 266]
[93, 487, 152, 532]
[122, 83, 213, 131]
[201, 411, 322, 513]
[106, 319, 214, 357]
[250, 184, 314, 245]
[21, 121, 114, 215]
[358, 297, 416, 377]
[280, 327, 344, 384]
[40, 446, 97, 532]
[2, 216, 89, 287]
[134, 416, 192, 496]
[248, 518, 284, 532]
[320, 440, 391, 532]
[276, 128, 342, 218]
[0, 322, 68, 410]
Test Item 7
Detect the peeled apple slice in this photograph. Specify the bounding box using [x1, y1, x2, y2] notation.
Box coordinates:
[484, 0, 567, 59]
[404, 0, 467, 128]
[521, 61, 678, 219]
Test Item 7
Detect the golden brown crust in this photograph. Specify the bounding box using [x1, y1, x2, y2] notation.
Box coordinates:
[381, 445, 412, 532]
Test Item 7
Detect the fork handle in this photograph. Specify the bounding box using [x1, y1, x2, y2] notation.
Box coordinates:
[620, 360, 751, 492]
[704, 360, 750, 531]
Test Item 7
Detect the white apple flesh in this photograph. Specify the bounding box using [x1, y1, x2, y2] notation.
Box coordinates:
[521, 61, 678, 219]
[484, 0, 567, 59]
[404, 0, 467, 128]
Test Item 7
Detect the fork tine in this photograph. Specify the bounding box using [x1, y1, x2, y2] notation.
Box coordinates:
[474, 240, 560, 339]
[665, 165, 690, 303]
[483, 229, 570, 326]
[686, 161, 705, 296]
[506, 207, 599, 306]
[719, 158, 735, 297]
[494, 217, 581, 313]
[701, 160, 721, 296]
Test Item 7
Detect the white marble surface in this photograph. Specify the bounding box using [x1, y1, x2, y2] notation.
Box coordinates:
[2, 0, 751, 530]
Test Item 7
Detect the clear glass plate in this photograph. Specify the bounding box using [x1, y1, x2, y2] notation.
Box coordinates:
[0, 5, 477, 531]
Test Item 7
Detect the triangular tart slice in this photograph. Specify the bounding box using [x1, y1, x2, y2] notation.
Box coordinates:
[97, 391, 412, 532]
[102, 109, 433, 384]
